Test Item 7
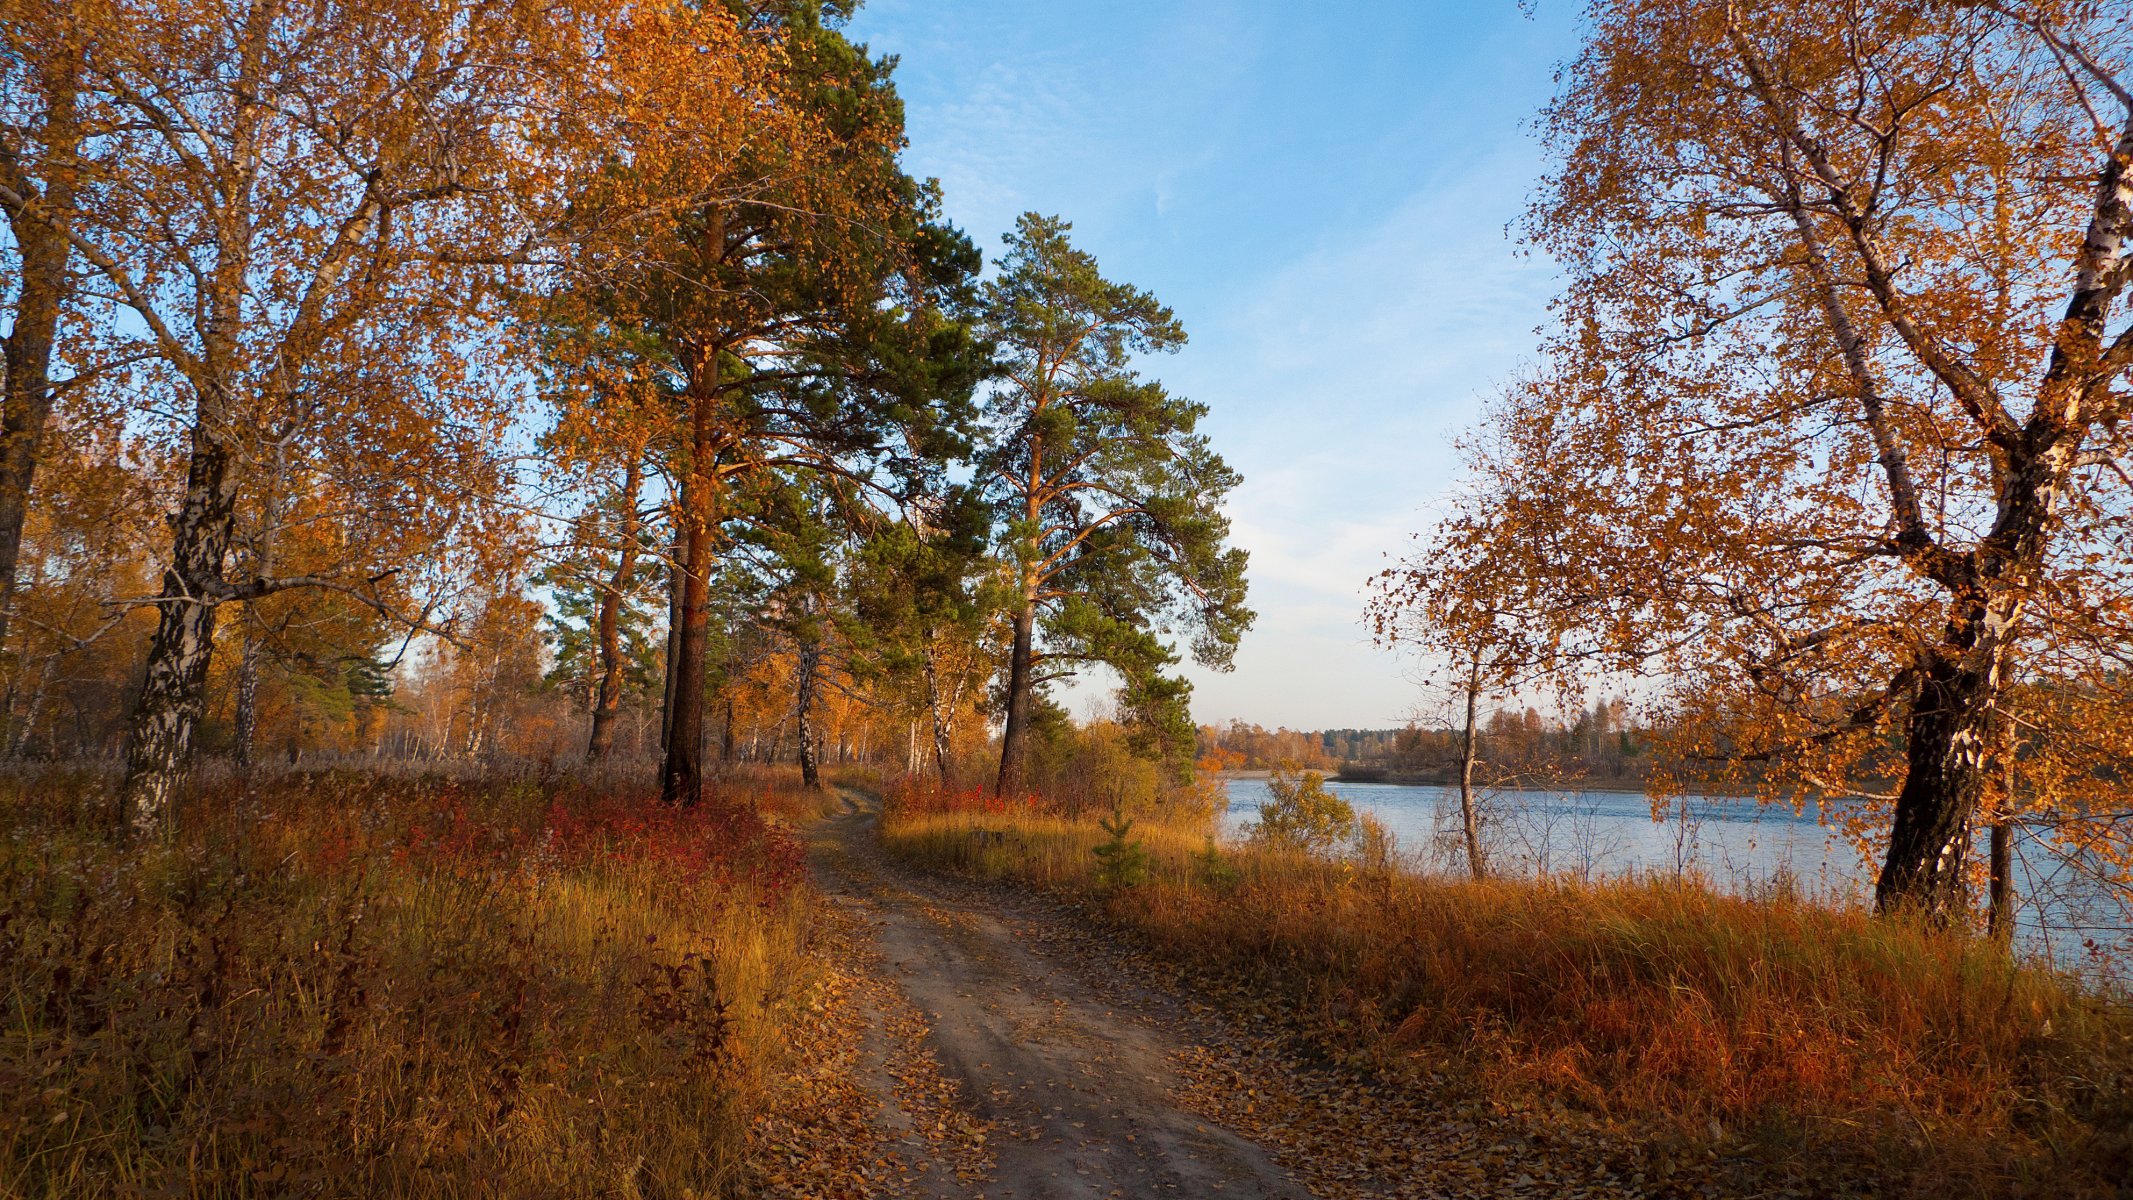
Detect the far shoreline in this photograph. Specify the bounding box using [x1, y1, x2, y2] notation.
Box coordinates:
[1208, 770, 1773, 803]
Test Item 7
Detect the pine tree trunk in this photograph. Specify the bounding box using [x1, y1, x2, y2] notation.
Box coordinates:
[587, 461, 643, 762]
[0, 51, 81, 654]
[795, 638, 821, 789]
[995, 602, 1035, 795]
[660, 353, 722, 807]
[1458, 661, 1486, 880]
[661, 512, 712, 806]
[1875, 656, 1998, 918]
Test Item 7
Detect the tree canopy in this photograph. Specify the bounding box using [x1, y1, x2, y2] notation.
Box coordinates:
[978, 214, 1253, 794]
[1377, 0, 2133, 918]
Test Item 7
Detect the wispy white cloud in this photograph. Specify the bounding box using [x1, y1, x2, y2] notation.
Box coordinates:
[1166, 148, 1559, 727]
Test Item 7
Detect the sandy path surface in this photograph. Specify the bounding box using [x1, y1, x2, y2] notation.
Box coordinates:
[806, 791, 1314, 1200]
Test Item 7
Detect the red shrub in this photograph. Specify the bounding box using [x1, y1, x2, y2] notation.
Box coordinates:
[375, 778, 806, 903]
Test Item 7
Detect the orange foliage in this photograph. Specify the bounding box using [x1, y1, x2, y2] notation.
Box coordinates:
[1386, 0, 2133, 918]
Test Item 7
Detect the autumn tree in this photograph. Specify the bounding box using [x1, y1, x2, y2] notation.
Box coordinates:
[436, 583, 552, 760]
[1371, 402, 1608, 879]
[0, 405, 158, 758]
[537, 318, 671, 762]
[1481, 0, 2133, 917]
[734, 478, 859, 790]
[6, 0, 770, 832]
[581, 474, 659, 762]
[552, 3, 981, 805]
[978, 214, 1252, 795]
[1249, 764, 1357, 857]
[850, 487, 997, 783]
[539, 496, 667, 761]
[218, 411, 478, 773]
[0, 0, 95, 652]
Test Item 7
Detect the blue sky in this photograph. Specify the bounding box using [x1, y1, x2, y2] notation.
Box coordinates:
[848, 1, 1583, 730]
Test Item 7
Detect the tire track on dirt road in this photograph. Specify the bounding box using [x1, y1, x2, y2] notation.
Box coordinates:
[807, 790, 1313, 1200]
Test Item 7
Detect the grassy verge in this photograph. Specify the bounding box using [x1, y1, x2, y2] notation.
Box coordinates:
[1, 766, 820, 1199]
[878, 784, 2133, 1195]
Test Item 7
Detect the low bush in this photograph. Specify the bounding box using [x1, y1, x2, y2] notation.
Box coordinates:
[1246, 764, 1356, 853]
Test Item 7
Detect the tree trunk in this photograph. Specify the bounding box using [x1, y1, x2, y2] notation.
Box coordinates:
[587, 461, 643, 762]
[660, 510, 712, 806]
[117, 21, 269, 835]
[119, 432, 240, 835]
[231, 481, 281, 778]
[1989, 741, 2016, 943]
[660, 520, 686, 753]
[660, 353, 723, 807]
[1875, 656, 1998, 918]
[1457, 660, 1486, 880]
[923, 633, 955, 784]
[0, 49, 82, 653]
[994, 602, 1035, 795]
[7, 651, 55, 758]
[1988, 819, 2014, 942]
[795, 637, 822, 789]
[234, 625, 261, 775]
[721, 690, 737, 765]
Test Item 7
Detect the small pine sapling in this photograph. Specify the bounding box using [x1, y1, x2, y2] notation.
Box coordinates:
[1092, 805, 1149, 889]
[1192, 837, 1240, 892]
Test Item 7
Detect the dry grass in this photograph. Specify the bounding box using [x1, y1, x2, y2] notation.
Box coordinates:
[879, 784, 2133, 1194]
[0, 765, 820, 1199]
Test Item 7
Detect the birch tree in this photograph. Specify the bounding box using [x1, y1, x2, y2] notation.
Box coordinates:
[0, 0, 93, 651]
[1493, 0, 2133, 916]
[5, 0, 782, 832]
[1370, 432, 1583, 880]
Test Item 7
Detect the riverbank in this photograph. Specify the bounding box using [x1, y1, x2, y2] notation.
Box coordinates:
[878, 785, 2133, 1195]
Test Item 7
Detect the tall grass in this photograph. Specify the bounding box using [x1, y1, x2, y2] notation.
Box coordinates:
[879, 780, 2133, 1193]
[1, 767, 817, 1199]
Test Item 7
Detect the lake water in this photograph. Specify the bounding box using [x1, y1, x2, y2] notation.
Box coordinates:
[1218, 776, 2130, 976]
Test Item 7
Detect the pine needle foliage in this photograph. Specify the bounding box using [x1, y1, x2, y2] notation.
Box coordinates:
[1092, 805, 1149, 889]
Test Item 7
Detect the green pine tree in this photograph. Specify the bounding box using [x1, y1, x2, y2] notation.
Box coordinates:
[1092, 805, 1150, 889]
[978, 214, 1254, 796]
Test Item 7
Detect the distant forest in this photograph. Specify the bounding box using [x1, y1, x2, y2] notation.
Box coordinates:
[1196, 699, 1645, 785]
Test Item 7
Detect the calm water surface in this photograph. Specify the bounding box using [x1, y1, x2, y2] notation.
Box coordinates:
[1218, 777, 2129, 975]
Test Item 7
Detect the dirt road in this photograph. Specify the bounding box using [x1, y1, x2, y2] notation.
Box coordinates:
[806, 792, 1312, 1200]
